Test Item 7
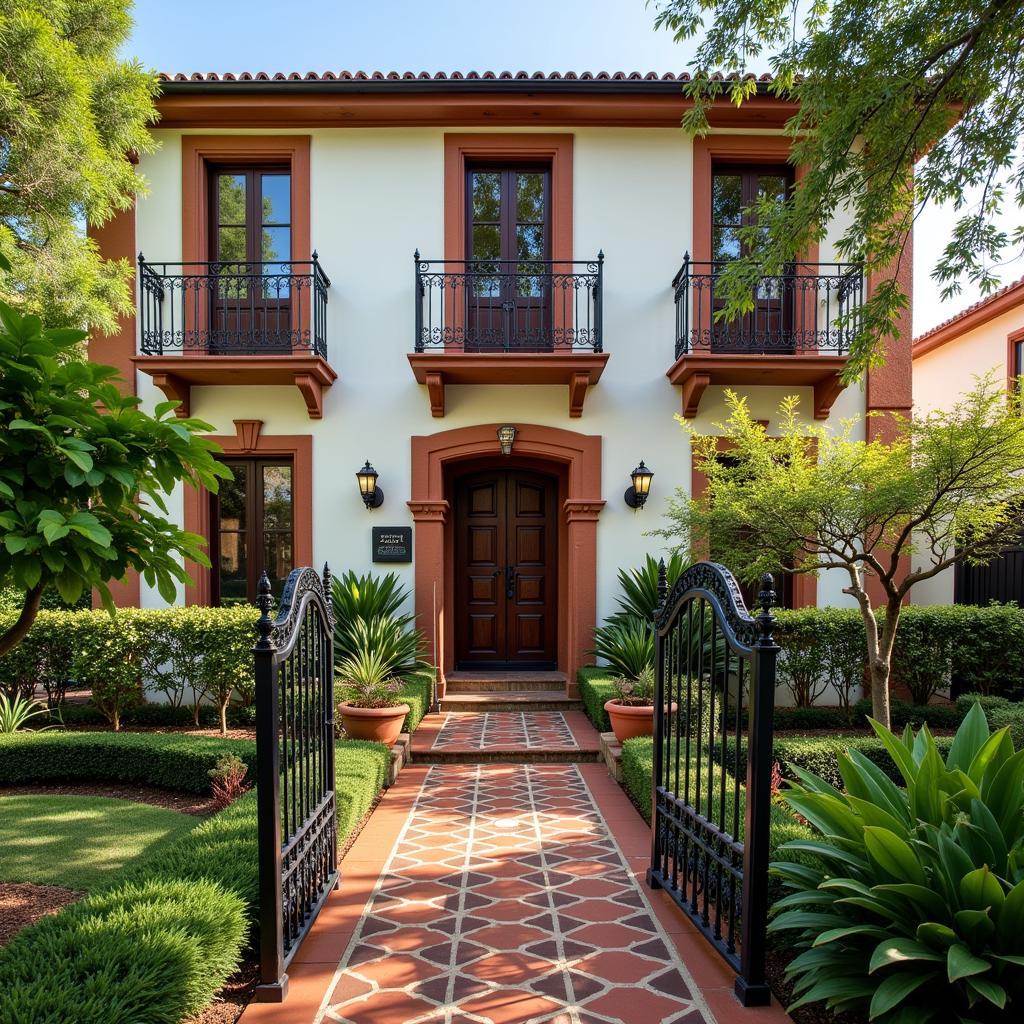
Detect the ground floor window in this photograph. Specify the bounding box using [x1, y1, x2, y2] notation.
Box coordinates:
[211, 458, 294, 605]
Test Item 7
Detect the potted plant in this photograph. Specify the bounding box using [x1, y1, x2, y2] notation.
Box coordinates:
[603, 667, 660, 742]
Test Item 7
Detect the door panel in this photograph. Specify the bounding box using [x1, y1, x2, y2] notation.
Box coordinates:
[454, 470, 558, 668]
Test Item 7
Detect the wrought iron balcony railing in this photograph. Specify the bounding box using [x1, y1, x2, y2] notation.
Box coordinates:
[138, 256, 330, 357]
[672, 256, 864, 360]
[414, 254, 603, 353]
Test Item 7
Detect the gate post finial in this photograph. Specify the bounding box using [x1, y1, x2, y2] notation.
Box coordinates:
[657, 557, 667, 611]
[256, 571, 275, 649]
[322, 561, 332, 596]
[756, 572, 776, 646]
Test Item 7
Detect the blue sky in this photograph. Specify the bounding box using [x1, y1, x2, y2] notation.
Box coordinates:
[126, 0, 1022, 336]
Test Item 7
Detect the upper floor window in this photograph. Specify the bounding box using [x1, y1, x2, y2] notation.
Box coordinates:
[212, 458, 294, 605]
[1014, 336, 1023, 393]
[210, 167, 292, 270]
[467, 166, 550, 274]
[711, 166, 791, 262]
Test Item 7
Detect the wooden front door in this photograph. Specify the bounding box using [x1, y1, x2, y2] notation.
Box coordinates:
[454, 469, 558, 669]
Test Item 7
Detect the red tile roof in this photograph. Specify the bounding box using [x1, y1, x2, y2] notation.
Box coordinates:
[156, 69, 778, 85]
[913, 274, 1024, 357]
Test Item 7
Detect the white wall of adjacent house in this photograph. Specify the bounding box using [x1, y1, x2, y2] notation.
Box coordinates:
[910, 307, 1017, 606]
[133, 126, 869, 626]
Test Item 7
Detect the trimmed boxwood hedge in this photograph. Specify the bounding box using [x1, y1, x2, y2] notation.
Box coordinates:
[577, 666, 617, 732]
[0, 734, 391, 1023]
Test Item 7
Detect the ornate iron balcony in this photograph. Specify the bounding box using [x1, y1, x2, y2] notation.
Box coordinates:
[414, 254, 603, 353]
[137, 256, 330, 357]
[672, 256, 864, 360]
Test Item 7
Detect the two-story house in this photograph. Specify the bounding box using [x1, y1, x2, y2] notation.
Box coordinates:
[89, 70, 913, 694]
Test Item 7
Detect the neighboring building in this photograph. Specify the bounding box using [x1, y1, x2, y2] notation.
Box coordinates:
[89, 70, 912, 690]
[911, 275, 1024, 607]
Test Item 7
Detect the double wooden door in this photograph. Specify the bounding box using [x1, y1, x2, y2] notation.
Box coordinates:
[454, 470, 558, 669]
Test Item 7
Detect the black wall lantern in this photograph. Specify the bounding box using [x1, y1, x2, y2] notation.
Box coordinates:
[356, 461, 384, 510]
[624, 461, 654, 510]
[497, 424, 517, 456]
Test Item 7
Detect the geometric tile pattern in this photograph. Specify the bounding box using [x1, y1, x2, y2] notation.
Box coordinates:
[430, 712, 579, 752]
[315, 764, 709, 1024]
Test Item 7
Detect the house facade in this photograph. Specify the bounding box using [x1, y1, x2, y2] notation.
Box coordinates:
[912, 275, 1024, 607]
[89, 71, 913, 690]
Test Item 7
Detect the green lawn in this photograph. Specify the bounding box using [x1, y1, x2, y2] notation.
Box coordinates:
[0, 795, 198, 891]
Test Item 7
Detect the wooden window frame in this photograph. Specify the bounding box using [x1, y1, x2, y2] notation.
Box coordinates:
[1009, 326, 1024, 395]
[210, 457, 295, 606]
[208, 164, 292, 264]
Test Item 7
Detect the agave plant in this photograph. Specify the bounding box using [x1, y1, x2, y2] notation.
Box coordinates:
[589, 618, 654, 680]
[331, 571, 409, 630]
[607, 552, 690, 629]
[337, 615, 427, 681]
[770, 702, 1024, 1023]
[337, 644, 407, 708]
[0, 692, 53, 733]
[331, 571, 424, 670]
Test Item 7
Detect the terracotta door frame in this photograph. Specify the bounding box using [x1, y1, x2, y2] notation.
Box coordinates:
[690, 434, 817, 609]
[409, 424, 603, 689]
[183, 424, 313, 606]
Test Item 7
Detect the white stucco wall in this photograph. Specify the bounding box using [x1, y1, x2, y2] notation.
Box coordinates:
[133, 125, 872, 622]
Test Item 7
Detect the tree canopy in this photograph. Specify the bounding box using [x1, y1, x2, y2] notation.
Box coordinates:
[0, 0, 158, 332]
[654, 378, 1024, 726]
[0, 280, 229, 657]
[652, 0, 1024, 380]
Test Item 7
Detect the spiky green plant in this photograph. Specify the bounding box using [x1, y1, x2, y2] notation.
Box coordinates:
[0, 692, 52, 733]
[769, 702, 1024, 1022]
[608, 552, 690, 628]
[336, 616, 427, 685]
[331, 571, 409, 628]
[589, 619, 654, 680]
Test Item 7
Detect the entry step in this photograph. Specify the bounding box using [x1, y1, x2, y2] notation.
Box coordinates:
[440, 691, 582, 712]
[445, 671, 568, 694]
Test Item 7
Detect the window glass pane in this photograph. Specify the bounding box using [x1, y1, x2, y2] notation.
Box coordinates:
[471, 223, 501, 261]
[218, 533, 247, 604]
[516, 173, 545, 223]
[757, 174, 789, 205]
[712, 225, 741, 262]
[263, 532, 293, 594]
[217, 226, 247, 264]
[261, 225, 290, 265]
[471, 172, 501, 222]
[712, 174, 742, 224]
[516, 223, 544, 262]
[261, 173, 291, 224]
[262, 464, 293, 529]
[218, 463, 247, 529]
[217, 174, 247, 226]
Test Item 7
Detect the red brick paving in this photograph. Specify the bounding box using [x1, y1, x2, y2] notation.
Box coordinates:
[428, 711, 579, 751]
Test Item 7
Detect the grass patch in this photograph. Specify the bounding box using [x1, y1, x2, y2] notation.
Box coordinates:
[0, 795, 197, 891]
[577, 665, 618, 732]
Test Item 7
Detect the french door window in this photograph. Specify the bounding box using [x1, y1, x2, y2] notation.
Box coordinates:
[212, 459, 294, 605]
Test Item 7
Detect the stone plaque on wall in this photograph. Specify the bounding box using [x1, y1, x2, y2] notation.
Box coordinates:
[372, 527, 413, 563]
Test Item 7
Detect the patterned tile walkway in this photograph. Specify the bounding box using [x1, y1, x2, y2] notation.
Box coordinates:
[312, 764, 709, 1024]
[430, 712, 579, 751]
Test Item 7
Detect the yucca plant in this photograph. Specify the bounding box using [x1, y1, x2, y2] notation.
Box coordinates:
[331, 571, 423, 670]
[0, 692, 53, 733]
[769, 702, 1024, 1023]
[608, 552, 690, 628]
[331, 570, 409, 631]
[337, 644, 407, 708]
[589, 618, 654, 680]
[337, 616, 427, 683]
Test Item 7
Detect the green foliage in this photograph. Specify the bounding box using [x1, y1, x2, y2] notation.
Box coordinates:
[891, 606, 959, 706]
[0, 691, 50, 732]
[588, 618, 654, 681]
[0, 732, 257, 794]
[0, 793, 198, 890]
[0, 304, 229, 654]
[608, 552, 690, 626]
[770, 706, 1024, 1021]
[610, 666, 656, 705]
[331, 570, 409, 627]
[959, 694, 1024, 750]
[335, 673, 432, 735]
[656, 381, 1024, 728]
[0, 0, 158, 331]
[652, 0, 1024, 380]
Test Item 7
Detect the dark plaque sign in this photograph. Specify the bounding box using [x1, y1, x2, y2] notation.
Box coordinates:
[372, 527, 413, 563]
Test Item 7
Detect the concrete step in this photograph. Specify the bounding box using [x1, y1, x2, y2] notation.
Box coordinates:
[445, 672, 568, 694]
[439, 691, 582, 712]
[415, 748, 603, 766]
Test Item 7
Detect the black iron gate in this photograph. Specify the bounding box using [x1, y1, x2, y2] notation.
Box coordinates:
[646, 561, 778, 1006]
[253, 565, 337, 1001]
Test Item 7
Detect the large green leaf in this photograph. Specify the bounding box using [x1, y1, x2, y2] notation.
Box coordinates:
[998, 879, 1024, 942]
[868, 971, 937, 1020]
[864, 827, 928, 886]
[868, 717, 919, 786]
[869, 938, 945, 974]
[947, 942, 992, 982]
[947, 702, 991, 773]
[960, 866, 1005, 914]
[965, 975, 1006, 1009]
[916, 921, 959, 948]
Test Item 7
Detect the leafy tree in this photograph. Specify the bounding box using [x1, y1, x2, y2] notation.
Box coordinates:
[0, 285, 229, 658]
[0, 0, 158, 331]
[654, 377, 1024, 728]
[652, 0, 1024, 379]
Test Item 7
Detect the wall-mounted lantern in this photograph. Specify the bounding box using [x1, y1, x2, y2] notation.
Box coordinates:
[624, 461, 654, 510]
[497, 425, 518, 456]
[356, 461, 384, 510]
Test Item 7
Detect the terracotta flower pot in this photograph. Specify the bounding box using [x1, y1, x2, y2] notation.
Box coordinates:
[337, 702, 410, 747]
[603, 699, 678, 743]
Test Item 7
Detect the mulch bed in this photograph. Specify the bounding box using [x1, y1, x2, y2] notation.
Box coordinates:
[766, 948, 867, 1024]
[61, 724, 257, 741]
[0, 782, 221, 816]
[0, 883, 82, 947]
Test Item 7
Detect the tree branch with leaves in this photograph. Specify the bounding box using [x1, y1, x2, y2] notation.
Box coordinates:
[653, 377, 1024, 727]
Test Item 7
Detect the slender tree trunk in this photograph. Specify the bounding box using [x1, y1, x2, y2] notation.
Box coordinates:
[220, 699, 228, 737]
[871, 599, 902, 730]
[112, 708, 120, 732]
[0, 586, 44, 658]
[845, 567, 893, 730]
